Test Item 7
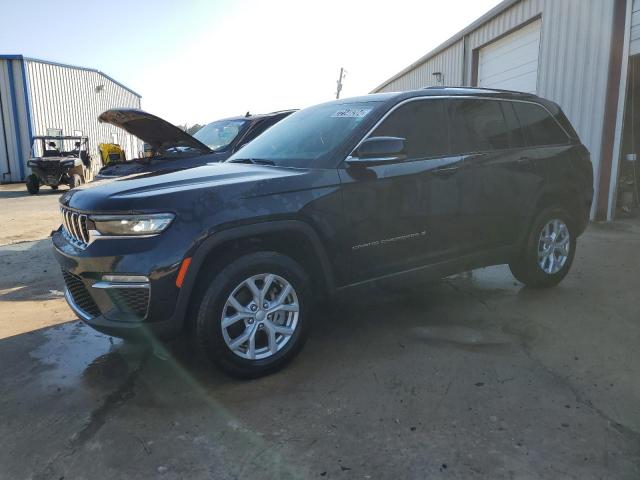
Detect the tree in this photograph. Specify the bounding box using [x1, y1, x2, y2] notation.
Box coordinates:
[177, 124, 204, 136]
[186, 124, 204, 135]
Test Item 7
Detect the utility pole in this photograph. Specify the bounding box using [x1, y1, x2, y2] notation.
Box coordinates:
[335, 67, 346, 99]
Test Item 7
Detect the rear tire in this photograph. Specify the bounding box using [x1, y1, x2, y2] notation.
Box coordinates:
[69, 174, 82, 189]
[509, 207, 576, 288]
[26, 174, 39, 194]
[193, 251, 311, 379]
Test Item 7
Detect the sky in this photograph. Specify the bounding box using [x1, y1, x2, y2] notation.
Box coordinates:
[1, 0, 502, 126]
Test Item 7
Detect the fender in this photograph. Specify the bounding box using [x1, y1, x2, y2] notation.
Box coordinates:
[171, 220, 336, 327]
[517, 183, 586, 249]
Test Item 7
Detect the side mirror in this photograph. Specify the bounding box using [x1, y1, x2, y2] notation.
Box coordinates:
[347, 136, 407, 166]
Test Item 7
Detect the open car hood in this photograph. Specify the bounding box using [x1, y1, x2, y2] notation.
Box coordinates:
[98, 108, 212, 154]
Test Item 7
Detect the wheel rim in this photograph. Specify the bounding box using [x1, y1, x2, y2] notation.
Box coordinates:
[221, 273, 299, 360]
[537, 219, 570, 275]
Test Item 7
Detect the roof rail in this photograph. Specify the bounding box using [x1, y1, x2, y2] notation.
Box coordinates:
[420, 85, 534, 96]
[266, 109, 298, 115]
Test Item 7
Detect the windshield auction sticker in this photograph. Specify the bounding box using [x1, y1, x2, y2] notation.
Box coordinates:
[331, 108, 372, 118]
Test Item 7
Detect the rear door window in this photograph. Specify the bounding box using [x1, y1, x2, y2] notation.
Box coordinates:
[512, 102, 569, 146]
[371, 99, 449, 159]
[500, 101, 526, 148]
[448, 99, 510, 154]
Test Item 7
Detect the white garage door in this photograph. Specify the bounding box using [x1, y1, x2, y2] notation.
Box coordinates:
[478, 19, 542, 94]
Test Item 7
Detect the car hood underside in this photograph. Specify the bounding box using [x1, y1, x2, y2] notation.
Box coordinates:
[98, 108, 212, 155]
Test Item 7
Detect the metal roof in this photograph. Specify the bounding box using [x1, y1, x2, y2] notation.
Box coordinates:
[0, 54, 141, 98]
[372, 0, 520, 92]
[33, 135, 88, 140]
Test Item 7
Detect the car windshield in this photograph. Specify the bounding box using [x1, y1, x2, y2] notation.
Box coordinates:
[192, 119, 248, 151]
[227, 101, 380, 166]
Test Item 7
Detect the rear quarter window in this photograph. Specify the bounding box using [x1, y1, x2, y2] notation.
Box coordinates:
[512, 102, 569, 147]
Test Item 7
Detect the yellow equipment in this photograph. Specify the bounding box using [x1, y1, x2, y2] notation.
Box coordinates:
[98, 143, 126, 166]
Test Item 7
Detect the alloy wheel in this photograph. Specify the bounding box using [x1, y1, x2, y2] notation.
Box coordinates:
[220, 273, 299, 360]
[537, 219, 570, 275]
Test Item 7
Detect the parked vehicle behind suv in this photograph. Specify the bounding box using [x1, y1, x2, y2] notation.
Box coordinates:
[26, 136, 93, 193]
[96, 108, 295, 178]
[52, 87, 593, 378]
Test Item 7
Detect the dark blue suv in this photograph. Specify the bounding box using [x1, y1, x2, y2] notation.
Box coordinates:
[53, 88, 593, 378]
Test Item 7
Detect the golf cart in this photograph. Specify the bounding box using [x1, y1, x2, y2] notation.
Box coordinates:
[26, 136, 93, 194]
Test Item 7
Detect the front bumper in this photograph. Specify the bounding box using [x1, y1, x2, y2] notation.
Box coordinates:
[30, 166, 64, 186]
[64, 286, 179, 339]
[52, 225, 191, 339]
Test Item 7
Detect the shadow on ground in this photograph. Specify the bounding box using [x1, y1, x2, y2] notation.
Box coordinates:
[0, 187, 67, 200]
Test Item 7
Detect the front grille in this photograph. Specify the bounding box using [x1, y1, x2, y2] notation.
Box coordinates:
[108, 288, 150, 319]
[62, 270, 101, 318]
[60, 206, 90, 248]
[40, 161, 63, 174]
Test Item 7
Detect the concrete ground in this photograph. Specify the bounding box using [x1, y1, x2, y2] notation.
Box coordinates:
[0, 183, 639, 479]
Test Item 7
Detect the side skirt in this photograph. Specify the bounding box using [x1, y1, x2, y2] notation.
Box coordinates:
[336, 246, 516, 293]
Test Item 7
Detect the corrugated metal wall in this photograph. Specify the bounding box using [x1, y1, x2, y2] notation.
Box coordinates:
[25, 59, 143, 175]
[374, 0, 617, 219]
[381, 39, 466, 91]
[0, 58, 32, 183]
[631, 0, 640, 55]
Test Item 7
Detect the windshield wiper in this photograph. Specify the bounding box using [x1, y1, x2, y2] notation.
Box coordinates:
[228, 158, 275, 166]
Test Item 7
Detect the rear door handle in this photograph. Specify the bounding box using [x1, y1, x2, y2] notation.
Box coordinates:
[431, 167, 459, 177]
[517, 156, 531, 164]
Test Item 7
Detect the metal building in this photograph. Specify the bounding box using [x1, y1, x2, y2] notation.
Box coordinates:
[0, 54, 142, 183]
[372, 0, 638, 221]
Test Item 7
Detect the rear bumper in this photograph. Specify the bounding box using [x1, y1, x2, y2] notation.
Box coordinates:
[576, 188, 593, 236]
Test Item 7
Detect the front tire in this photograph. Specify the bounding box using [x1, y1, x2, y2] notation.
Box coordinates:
[26, 174, 39, 194]
[69, 174, 82, 189]
[509, 207, 576, 288]
[193, 251, 310, 378]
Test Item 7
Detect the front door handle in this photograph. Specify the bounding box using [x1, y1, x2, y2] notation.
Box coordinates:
[517, 156, 531, 164]
[431, 166, 459, 177]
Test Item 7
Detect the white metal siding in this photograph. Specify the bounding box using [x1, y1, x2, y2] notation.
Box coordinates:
[478, 19, 541, 93]
[373, 0, 616, 219]
[25, 60, 143, 174]
[381, 39, 465, 91]
[631, 0, 640, 55]
[0, 57, 142, 182]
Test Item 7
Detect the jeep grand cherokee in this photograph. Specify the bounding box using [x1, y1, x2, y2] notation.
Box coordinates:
[52, 87, 593, 378]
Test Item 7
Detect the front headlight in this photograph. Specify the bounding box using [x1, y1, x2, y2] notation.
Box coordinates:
[89, 213, 175, 236]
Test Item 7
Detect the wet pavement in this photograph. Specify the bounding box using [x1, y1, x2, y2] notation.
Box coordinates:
[0, 192, 639, 478]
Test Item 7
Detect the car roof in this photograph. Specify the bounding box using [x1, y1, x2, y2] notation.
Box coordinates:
[33, 135, 88, 140]
[310, 87, 541, 112]
[344, 87, 538, 102]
